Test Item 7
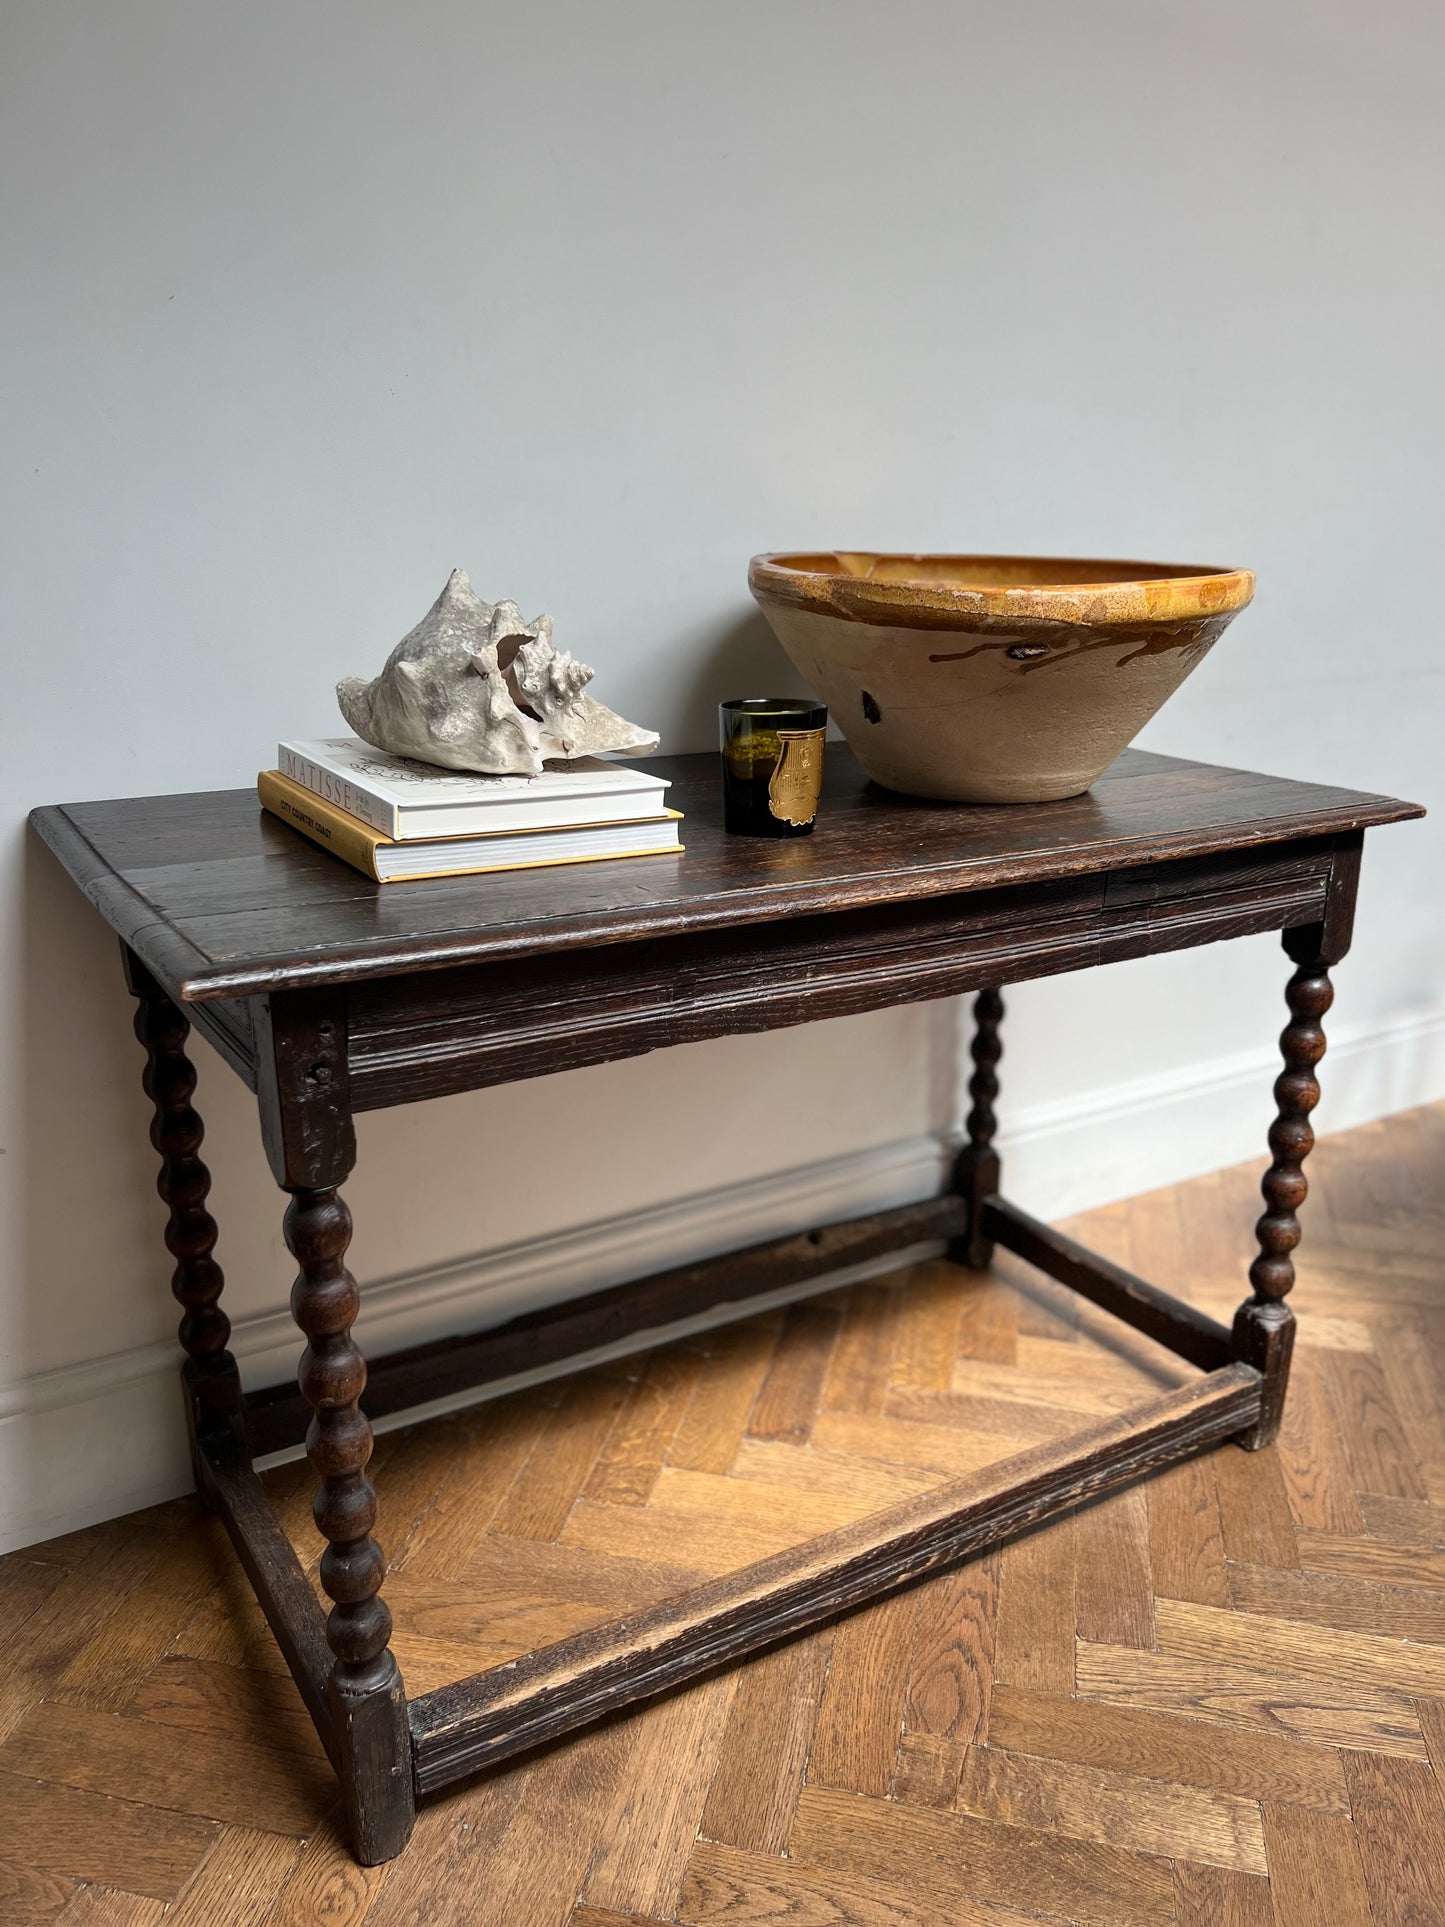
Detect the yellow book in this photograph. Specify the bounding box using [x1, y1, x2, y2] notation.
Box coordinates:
[258, 769, 683, 883]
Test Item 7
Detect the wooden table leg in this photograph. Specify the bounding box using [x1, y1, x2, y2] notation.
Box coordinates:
[1230, 927, 1335, 1449]
[122, 946, 244, 1475]
[952, 987, 1004, 1269]
[256, 988, 416, 1864]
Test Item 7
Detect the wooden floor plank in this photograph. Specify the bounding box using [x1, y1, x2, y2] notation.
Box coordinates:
[920, 1373, 1124, 1433]
[128, 1655, 328, 1759]
[901, 1550, 996, 1743]
[0, 1531, 173, 1743]
[0, 1702, 333, 1835]
[0, 1856, 75, 1927]
[1275, 1348, 1367, 1535]
[728, 1437, 935, 1509]
[581, 1348, 703, 1508]
[357, 1768, 529, 1927]
[679, 1836, 1061, 1927]
[1008, 1267, 1078, 1345]
[1261, 1803, 1372, 1927]
[168, 1559, 280, 1675]
[486, 1375, 632, 1545]
[583, 1670, 737, 1917]
[1226, 1559, 1445, 1643]
[382, 1628, 516, 1696]
[668, 1321, 782, 1472]
[258, 1814, 386, 1927]
[0, 1770, 218, 1900]
[1297, 1527, 1445, 1589]
[1375, 1316, 1445, 1476]
[892, 1730, 966, 1809]
[1419, 1694, 1445, 1777]
[1171, 1861, 1272, 1927]
[572, 1909, 672, 1927]
[54, 1890, 167, 1927]
[954, 1742, 1268, 1872]
[954, 1272, 1021, 1364]
[1320, 1347, 1428, 1503]
[0, 1558, 70, 1640]
[1147, 1449, 1228, 1607]
[472, 1723, 638, 1927]
[699, 1628, 831, 1854]
[644, 1466, 864, 1537]
[789, 1782, 1178, 1926]
[560, 1498, 791, 1574]
[806, 1590, 916, 1796]
[1075, 1640, 1429, 1758]
[742, 1301, 840, 1447]
[387, 1537, 700, 1654]
[571, 1911, 672, 1927]
[1014, 1327, 1156, 1384]
[1357, 1490, 1445, 1549]
[806, 1407, 1005, 1478]
[355, 1415, 478, 1577]
[986, 1682, 1349, 1810]
[1341, 1748, 1445, 1927]
[889, 1260, 968, 1390]
[994, 1511, 1075, 1694]
[160, 1826, 301, 1927]
[1155, 1595, 1445, 1699]
[1008, 1346, 1163, 1420]
[385, 1396, 548, 1580]
[1075, 1483, 1155, 1649]
[1212, 1440, 1300, 1572]
[817, 1283, 902, 1418]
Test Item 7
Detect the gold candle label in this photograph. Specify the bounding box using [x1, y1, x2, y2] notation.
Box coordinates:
[767, 728, 825, 825]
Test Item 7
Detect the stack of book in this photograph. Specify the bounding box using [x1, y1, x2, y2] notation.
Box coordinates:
[258, 737, 682, 882]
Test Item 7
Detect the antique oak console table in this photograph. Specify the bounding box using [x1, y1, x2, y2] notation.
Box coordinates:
[31, 747, 1421, 1864]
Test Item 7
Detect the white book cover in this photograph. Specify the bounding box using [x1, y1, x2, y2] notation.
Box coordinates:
[278, 736, 670, 840]
[371, 813, 683, 880]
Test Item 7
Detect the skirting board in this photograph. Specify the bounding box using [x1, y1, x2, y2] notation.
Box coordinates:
[2, 999, 1441, 1552]
[1001, 999, 1445, 1222]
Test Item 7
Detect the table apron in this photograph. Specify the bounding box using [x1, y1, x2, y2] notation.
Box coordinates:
[346, 841, 1336, 1111]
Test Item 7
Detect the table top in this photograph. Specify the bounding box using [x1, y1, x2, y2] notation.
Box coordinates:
[30, 747, 1422, 1004]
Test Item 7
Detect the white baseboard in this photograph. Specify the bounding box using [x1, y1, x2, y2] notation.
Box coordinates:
[3, 1001, 1441, 1553]
[999, 1000, 1445, 1222]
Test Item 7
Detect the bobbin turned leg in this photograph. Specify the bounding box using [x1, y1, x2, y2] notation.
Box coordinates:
[256, 989, 414, 1865]
[951, 988, 1004, 1269]
[122, 946, 243, 1477]
[1231, 928, 1334, 1450]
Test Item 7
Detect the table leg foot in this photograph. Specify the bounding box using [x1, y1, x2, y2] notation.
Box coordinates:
[1230, 1299, 1296, 1451]
[331, 1656, 415, 1864]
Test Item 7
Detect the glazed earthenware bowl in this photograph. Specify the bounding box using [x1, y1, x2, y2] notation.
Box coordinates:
[748, 552, 1254, 803]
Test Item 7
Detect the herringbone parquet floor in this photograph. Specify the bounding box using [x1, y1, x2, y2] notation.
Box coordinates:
[3, 1102, 1444, 1925]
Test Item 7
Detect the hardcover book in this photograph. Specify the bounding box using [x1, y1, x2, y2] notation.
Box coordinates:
[259, 769, 683, 883]
[277, 736, 670, 840]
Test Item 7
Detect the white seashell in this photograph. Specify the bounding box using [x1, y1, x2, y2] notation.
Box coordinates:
[337, 569, 659, 775]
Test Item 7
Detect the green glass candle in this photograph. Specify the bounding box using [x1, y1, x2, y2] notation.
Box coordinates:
[719, 697, 828, 837]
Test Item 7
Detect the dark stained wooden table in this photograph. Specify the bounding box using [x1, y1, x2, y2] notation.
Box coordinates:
[31, 746, 1423, 1864]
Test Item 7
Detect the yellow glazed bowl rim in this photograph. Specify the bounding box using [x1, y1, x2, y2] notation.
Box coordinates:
[748, 552, 1255, 629]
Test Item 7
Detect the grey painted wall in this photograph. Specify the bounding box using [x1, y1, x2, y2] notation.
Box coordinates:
[2, 0, 1441, 1546]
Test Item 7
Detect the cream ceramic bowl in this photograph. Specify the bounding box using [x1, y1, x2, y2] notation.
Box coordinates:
[748, 552, 1254, 803]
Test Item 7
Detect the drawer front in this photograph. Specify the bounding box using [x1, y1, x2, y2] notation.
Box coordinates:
[347, 840, 1335, 1110]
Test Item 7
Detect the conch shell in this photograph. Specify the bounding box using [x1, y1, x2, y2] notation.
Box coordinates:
[336, 569, 659, 775]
